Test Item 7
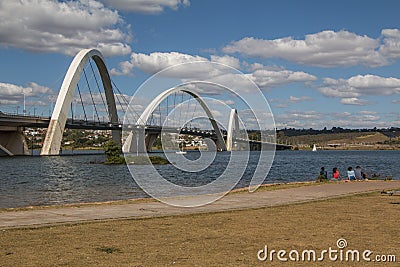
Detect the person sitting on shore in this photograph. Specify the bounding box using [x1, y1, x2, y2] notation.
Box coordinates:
[355, 166, 364, 180]
[332, 167, 341, 180]
[347, 166, 356, 181]
[316, 167, 328, 182]
[320, 167, 327, 179]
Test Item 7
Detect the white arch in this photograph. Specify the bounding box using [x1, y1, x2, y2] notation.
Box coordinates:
[41, 49, 119, 155]
[123, 86, 227, 152]
[226, 109, 239, 151]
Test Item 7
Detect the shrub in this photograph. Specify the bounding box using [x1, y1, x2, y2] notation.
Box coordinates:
[104, 140, 125, 164]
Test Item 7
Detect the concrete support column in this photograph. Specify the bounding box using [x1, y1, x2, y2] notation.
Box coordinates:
[145, 133, 159, 152]
[122, 128, 147, 154]
[226, 109, 239, 151]
[0, 127, 29, 156]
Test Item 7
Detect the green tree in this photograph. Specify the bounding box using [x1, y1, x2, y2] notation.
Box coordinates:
[104, 141, 125, 164]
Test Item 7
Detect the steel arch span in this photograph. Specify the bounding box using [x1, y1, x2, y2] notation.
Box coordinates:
[41, 48, 120, 155]
[123, 86, 239, 153]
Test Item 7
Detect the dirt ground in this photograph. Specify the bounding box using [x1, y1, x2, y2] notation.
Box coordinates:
[1, 191, 399, 266]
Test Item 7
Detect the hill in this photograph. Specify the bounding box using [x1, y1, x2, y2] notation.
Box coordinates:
[277, 130, 400, 150]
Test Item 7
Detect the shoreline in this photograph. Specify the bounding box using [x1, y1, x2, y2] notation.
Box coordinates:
[0, 180, 317, 212]
[298, 146, 400, 151]
[0, 179, 396, 212]
[1, 180, 399, 230]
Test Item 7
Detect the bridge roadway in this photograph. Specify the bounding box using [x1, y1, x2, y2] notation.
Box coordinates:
[0, 112, 292, 150]
[0, 112, 119, 130]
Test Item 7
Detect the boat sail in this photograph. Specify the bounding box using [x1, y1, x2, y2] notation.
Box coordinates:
[176, 140, 187, 154]
[312, 144, 317, 151]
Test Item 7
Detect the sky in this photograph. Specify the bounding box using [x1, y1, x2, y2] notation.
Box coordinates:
[1, 0, 400, 129]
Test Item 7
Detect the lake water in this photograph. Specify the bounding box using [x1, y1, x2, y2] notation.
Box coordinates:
[0, 150, 398, 208]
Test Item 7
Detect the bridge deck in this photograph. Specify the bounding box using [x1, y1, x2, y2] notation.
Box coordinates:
[0, 113, 292, 150]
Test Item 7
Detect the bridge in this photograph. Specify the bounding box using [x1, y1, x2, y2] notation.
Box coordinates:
[0, 49, 291, 156]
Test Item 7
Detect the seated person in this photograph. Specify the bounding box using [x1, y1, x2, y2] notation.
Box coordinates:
[355, 166, 364, 180]
[319, 167, 328, 180]
[332, 167, 341, 180]
[347, 166, 356, 181]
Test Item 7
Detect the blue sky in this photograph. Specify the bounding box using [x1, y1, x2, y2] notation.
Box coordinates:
[1, 0, 400, 129]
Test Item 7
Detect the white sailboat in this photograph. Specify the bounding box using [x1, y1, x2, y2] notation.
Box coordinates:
[176, 141, 187, 154]
[312, 144, 317, 151]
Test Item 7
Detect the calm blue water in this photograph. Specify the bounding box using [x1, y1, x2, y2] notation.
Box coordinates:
[0, 150, 398, 208]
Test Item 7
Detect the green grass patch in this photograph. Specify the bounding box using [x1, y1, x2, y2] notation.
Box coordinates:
[96, 246, 122, 254]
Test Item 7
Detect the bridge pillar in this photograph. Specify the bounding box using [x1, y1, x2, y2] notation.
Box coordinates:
[226, 109, 239, 151]
[122, 128, 147, 154]
[145, 133, 159, 152]
[41, 119, 65, 155]
[0, 126, 29, 156]
[123, 130, 159, 154]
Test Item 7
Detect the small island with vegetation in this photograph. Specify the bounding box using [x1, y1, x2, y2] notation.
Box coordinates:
[103, 141, 170, 165]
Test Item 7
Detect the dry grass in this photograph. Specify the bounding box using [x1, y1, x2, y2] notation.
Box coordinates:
[334, 132, 389, 144]
[286, 131, 386, 145]
[1, 192, 399, 266]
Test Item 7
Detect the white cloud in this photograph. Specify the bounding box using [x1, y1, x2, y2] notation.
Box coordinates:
[110, 61, 135, 76]
[112, 52, 317, 96]
[331, 119, 386, 128]
[348, 75, 400, 94]
[223, 30, 388, 67]
[110, 51, 255, 97]
[274, 104, 289, 109]
[360, 114, 381, 121]
[223, 99, 235, 105]
[318, 78, 360, 98]
[341, 112, 352, 117]
[0, 81, 55, 109]
[270, 96, 313, 109]
[275, 110, 324, 128]
[0, 82, 52, 97]
[379, 29, 400, 60]
[210, 55, 240, 69]
[112, 52, 244, 93]
[246, 67, 317, 89]
[332, 111, 382, 127]
[340, 98, 370, 106]
[319, 75, 400, 98]
[275, 110, 388, 129]
[99, 0, 190, 14]
[288, 96, 313, 103]
[111, 51, 207, 76]
[358, 110, 377, 115]
[280, 110, 321, 120]
[246, 62, 265, 71]
[0, 0, 131, 56]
